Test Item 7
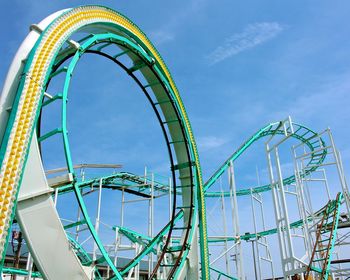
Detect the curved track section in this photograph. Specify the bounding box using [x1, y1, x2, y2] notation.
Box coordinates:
[204, 121, 326, 197]
[0, 6, 209, 280]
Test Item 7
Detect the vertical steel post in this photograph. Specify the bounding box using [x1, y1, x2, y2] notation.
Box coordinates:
[250, 240, 258, 280]
[76, 198, 81, 242]
[148, 172, 154, 279]
[24, 253, 33, 280]
[329, 129, 350, 215]
[250, 189, 260, 279]
[266, 142, 296, 278]
[274, 146, 296, 266]
[114, 228, 119, 267]
[93, 178, 103, 261]
[121, 188, 125, 228]
[228, 161, 244, 279]
[220, 188, 230, 274]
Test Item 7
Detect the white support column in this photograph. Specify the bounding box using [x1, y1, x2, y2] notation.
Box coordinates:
[24, 253, 33, 280]
[135, 243, 141, 280]
[228, 161, 244, 279]
[114, 228, 119, 267]
[250, 189, 260, 279]
[293, 163, 313, 262]
[93, 178, 103, 261]
[291, 128, 350, 279]
[329, 129, 350, 216]
[76, 200, 81, 242]
[250, 185, 275, 280]
[148, 172, 154, 279]
[266, 143, 298, 278]
[220, 188, 231, 275]
[121, 188, 125, 228]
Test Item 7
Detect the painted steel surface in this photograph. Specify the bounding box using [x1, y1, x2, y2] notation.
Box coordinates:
[0, 5, 208, 279]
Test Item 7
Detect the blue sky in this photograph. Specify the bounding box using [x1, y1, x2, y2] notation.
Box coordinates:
[1, 1, 350, 177]
[1, 1, 350, 278]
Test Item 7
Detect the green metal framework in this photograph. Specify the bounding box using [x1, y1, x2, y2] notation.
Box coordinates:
[204, 121, 326, 197]
[0, 5, 209, 279]
[37, 28, 201, 279]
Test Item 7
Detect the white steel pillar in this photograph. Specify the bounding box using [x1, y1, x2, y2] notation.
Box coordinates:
[250, 187, 275, 280]
[266, 143, 297, 278]
[220, 189, 231, 275]
[228, 161, 244, 279]
[329, 129, 350, 216]
[24, 253, 33, 280]
[148, 172, 154, 279]
[93, 178, 103, 261]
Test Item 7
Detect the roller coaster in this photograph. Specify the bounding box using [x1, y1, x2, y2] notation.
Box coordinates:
[0, 5, 349, 280]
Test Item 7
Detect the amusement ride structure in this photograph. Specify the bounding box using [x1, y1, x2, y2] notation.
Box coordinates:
[0, 5, 349, 280]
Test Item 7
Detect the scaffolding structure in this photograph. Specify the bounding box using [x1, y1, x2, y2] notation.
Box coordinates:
[1, 113, 350, 280]
[204, 117, 350, 280]
[4, 116, 350, 280]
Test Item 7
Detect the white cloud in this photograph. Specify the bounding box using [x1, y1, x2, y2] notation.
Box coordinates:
[197, 136, 227, 151]
[149, 30, 175, 45]
[207, 22, 284, 64]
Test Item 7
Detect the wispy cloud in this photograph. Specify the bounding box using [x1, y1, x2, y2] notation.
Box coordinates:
[197, 136, 227, 151]
[207, 22, 284, 64]
[149, 30, 175, 45]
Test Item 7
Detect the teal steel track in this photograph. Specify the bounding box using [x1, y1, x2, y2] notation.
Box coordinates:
[0, 6, 206, 279]
[48, 119, 331, 278]
[204, 121, 326, 197]
[37, 27, 200, 279]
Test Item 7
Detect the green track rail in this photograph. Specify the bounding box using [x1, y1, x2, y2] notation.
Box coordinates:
[0, 6, 207, 279]
[51, 120, 329, 279]
[46, 24, 207, 280]
[204, 121, 326, 197]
